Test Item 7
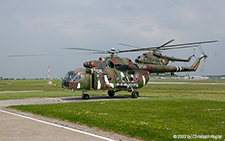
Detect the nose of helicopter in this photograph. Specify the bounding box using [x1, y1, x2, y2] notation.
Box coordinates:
[61, 79, 69, 88]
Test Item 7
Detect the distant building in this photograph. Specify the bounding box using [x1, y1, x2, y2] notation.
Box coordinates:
[183, 76, 209, 80]
[0, 77, 3, 80]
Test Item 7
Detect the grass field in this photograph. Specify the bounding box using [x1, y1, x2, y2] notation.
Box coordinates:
[149, 78, 225, 83]
[1, 79, 225, 140]
[1, 79, 225, 100]
[10, 99, 225, 140]
[0, 80, 80, 100]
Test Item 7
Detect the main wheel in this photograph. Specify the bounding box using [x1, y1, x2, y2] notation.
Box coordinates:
[82, 94, 89, 100]
[131, 91, 139, 98]
[108, 90, 115, 97]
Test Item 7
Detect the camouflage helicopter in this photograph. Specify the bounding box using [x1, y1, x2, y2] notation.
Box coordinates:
[62, 40, 217, 99]
[121, 39, 198, 66]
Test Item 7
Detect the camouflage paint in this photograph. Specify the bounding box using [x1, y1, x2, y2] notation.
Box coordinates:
[135, 52, 194, 65]
[62, 54, 205, 92]
[62, 57, 150, 91]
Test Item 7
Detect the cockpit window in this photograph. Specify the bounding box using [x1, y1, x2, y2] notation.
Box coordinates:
[140, 56, 145, 60]
[78, 74, 82, 81]
[108, 61, 114, 68]
[65, 72, 74, 80]
[71, 73, 78, 82]
[65, 72, 83, 82]
[137, 56, 145, 61]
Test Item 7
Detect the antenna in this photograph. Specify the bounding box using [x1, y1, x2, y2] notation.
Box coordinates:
[48, 66, 52, 85]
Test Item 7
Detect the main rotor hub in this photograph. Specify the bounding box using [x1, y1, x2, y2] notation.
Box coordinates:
[109, 48, 119, 57]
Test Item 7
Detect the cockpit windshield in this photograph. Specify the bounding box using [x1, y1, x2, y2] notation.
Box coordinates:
[64, 72, 82, 82]
[71, 73, 78, 82]
[136, 56, 145, 61]
[140, 56, 145, 60]
[65, 72, 74, 80]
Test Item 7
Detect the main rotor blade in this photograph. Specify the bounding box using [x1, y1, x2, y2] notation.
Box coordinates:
[8, 53, 87, 57]
[164, 40, 218, 48]
[160, 45, 199, 50]
[119, 39, 175, 50]
[64, 47, 103, 52]
[118, 47, 157, 53]
[118, 43, 143, 49]
[93, 51, 109, 54]
[119, 39, 175, 49]
[159, 39, 175, 47]
[8, 54, 48, 57]
[118, 40, 218, 53]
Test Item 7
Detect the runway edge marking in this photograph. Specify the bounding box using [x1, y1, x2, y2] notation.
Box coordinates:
[0, 109, 114, 141]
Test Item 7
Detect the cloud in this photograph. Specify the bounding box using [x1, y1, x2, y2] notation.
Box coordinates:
[1, 0, 225, 78]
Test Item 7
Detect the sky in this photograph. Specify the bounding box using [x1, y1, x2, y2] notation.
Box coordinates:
[0, 0, 225, 79]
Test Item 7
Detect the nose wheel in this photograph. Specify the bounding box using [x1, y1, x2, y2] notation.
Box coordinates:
[82, 90, 89, 99]
[131, 90, 139, 98]
[82, 94, 89, 99]
[108, 90, 115, 97]
[129, 86, 139, 98]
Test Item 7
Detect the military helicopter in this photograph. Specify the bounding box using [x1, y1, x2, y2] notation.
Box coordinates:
[61, 40, 217, 99]
[120, 39, 195, 66]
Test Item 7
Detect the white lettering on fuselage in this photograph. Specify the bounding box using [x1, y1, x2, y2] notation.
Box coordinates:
[92, 69, 103, 74]
[116, 83, 138, 87]
[104, 75, 114, 88]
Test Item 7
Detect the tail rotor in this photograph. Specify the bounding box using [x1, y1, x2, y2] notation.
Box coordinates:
[197, 44, 216, 72]
[192, 48, 197, 59]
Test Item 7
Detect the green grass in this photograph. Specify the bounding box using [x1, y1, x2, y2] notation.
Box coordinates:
[5, 79, 225, 140]
[0, 79, 62, 91]
[149, 78, 225, 83]
[0, 79, 120, 100]
[10, 99, 225, 140]
[0, 80, 79, 100]
[1, 79, 225, 101]
[141, 84, 225, 102]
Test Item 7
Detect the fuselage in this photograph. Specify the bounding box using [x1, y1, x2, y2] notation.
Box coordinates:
[62, 57, 150, 91]
[62, 54, 202, 91]
[135, 52, 193, 65]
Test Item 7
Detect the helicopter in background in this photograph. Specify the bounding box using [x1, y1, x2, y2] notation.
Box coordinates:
[62, 40, 217, 99]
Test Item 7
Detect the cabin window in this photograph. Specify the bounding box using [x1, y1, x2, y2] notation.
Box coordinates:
[115, 64, 121, 70]
[108, 61, 114, 68]
[115, 64, 129, 71]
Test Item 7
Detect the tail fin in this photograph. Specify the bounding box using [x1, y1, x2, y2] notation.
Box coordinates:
[191, 55, 207, 71]
[187, 55, 194, 62]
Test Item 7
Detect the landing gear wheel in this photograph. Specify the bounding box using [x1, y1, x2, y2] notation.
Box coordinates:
[82, 94, 89, 100]
[131, 91, 139, 98]
[108, 90, 115, 97]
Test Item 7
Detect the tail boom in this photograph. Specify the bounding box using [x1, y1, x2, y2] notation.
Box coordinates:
[139, 55, 206, 73]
